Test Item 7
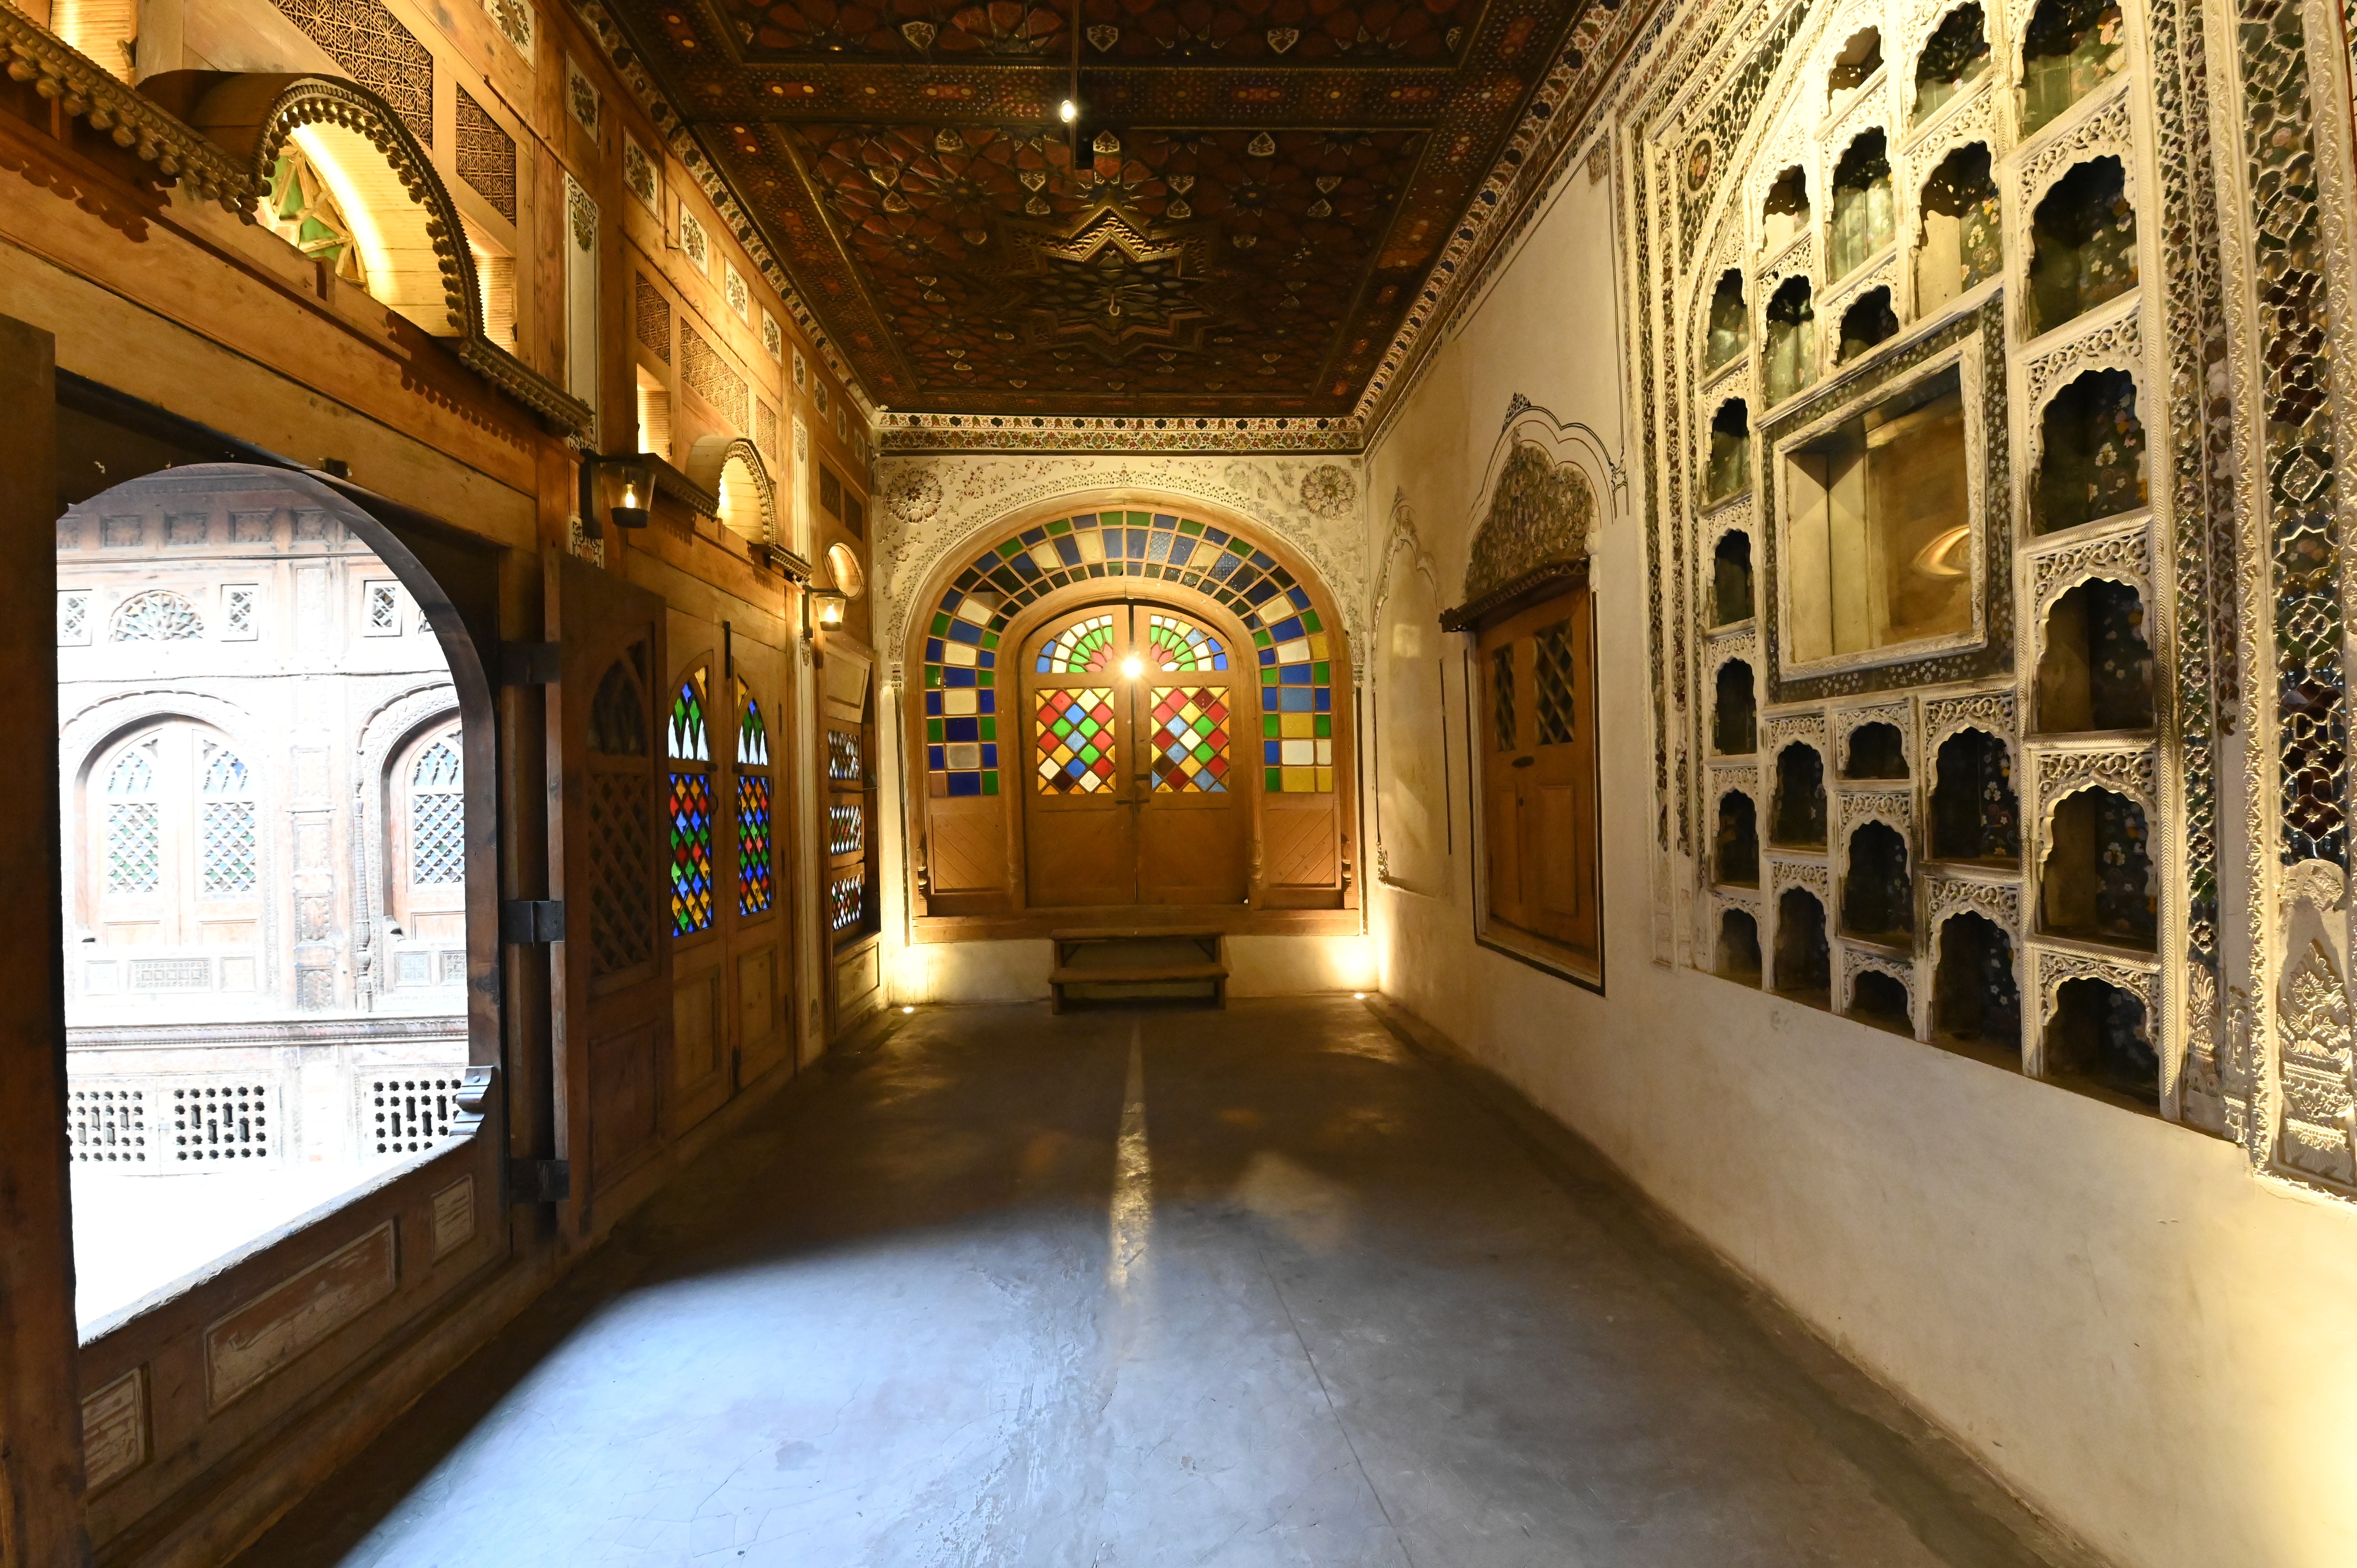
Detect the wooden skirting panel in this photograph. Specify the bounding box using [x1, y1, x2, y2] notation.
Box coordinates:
[912, 906, 1362, 945]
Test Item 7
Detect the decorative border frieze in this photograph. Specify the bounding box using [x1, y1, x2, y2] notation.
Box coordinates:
[877, 411, 1366, 456]
[2032, 744, 2160, 819]
[2032, 944, 2159, 1017]
[2014, 83, 2137, 203]
[2022, 298, 2147, 412]
[1762, 710, 1828, 752]
[1927, 872, 2023, 935]
[1770, 855, 1832, 899]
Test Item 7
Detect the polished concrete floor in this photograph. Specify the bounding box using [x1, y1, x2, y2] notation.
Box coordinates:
[235, 999, 2090, 1568]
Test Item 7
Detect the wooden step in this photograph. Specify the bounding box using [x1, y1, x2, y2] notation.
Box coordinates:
[1048, 929, 1227, 1012]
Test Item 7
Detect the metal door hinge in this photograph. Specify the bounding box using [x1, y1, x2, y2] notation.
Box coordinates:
[509, 1159, 570, 1204]
[500, 641, 561, 685]
[501, 899, 565, 944]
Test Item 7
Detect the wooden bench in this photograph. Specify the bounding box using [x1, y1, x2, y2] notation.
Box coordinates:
[1049, 928, 1228, 1013]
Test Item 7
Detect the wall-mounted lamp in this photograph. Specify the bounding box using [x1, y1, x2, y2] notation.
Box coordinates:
[804, 588, 848, 641]
[578, 452, 654, 537]
[1058, 98, 1078, 123]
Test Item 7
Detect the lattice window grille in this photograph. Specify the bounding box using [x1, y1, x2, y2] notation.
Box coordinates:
[223, 585, 258, 639]
[1534, 620, 1576, 746]
[680, 320, 749, 431]
[828, 871, 866, 933]
[105, 740, 161, 893]
[111, 592, 203, 642]
[362, 1072, 466, 1158]
[269, 0, 434, 145]
[68, 1086, 151, 1166]
[827, 728, 863, 784]
[410, 737, 465, 885]
[198, 740, 257, 893]
[1491, 645, 1517, 751]
[454, 85, 518, 222]
[587, 770, 656, 977]
[365, 581, 401, 635]
[58, 590, 90, 646]
[829, 802, 864, 856]
[165, 1081, 277, 1166]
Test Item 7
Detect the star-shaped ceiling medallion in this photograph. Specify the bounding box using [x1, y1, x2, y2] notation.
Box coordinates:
[987, 207, 1226, 367]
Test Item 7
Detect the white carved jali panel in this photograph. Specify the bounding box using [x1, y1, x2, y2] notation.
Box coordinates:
[2027, 524, 2154, 620]
[1928, 873, 2022, 939]
[873, 453, 1370, 672]
[1841, 943, 1918, 1019]
[2031, 744, 2159, 830]
[1923, 688, 2016, 752]
[1832, 699, 1914, 777]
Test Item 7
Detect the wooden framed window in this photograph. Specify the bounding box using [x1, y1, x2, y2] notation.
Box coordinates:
[1475, 585, 1601, 982]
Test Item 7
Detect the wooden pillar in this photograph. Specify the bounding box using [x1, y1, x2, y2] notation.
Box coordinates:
[0, 316, 90, 1566]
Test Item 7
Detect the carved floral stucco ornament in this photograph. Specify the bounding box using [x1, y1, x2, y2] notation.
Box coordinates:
[1463, 442, 1595, 604]
[886, 469, 943, 525]
[1299, 464, 1357, 518]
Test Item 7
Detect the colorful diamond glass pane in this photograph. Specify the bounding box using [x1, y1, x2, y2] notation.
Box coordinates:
[670, 672, 709, 763]
[1035, 687, 1118, 794]
[737, 773, 773, 916]
[1150, 686, 1230, 793]
[670, 770, 714, 934]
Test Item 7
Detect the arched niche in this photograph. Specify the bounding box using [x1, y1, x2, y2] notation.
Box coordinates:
[2043, 975, 2157, 1107]
[1841, 819, 1914, 944]
[1713, 660, 1757, 755]
[1848, 966, 1913, 1034]
[1712, 529, 1754, 624]
[1458, 440, 1597, 616]
[1717, 907, 1763, 984]
[1771, 741, 1827, 846]
[900, 500, 1357, 923]
[2028, 157, 2137, 337]
[1715, 790, 1760, 886]
[164, 72, 589, 435]
[1933, 910, 2019, 1054]
[686, 435, 777, 546]
[1914, 3, 1992, 124]
[1774, 886, 1831, 1004]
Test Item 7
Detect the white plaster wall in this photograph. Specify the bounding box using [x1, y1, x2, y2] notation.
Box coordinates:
[1365, 151, 2357, 1568]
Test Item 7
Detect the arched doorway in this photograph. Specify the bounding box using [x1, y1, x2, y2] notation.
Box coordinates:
[906, 504, 1353, 922]
[1020, 600, 1248, 907]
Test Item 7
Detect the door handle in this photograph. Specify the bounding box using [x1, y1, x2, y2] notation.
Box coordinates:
[1512, 755, 1535, 768]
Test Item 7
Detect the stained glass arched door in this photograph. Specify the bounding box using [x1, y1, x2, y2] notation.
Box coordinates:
[1022, 602, 1247, 907]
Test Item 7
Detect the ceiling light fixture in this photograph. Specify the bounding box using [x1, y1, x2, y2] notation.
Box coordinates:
[1059, 98, 1078, 122]
[1119, 653, 1145, 681]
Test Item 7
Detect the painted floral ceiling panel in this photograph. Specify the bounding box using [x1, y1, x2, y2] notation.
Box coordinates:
[608, 0, 1599, 415]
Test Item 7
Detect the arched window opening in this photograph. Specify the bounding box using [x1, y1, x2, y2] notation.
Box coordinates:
[1914, 3, 1992, 123]
[1762, 166, 1811, 253]
[1843, 721, 1908, 779]
[112, 590, 204, 642]
[1763, 276, 1816, 404]
[1838, 286, 1899, 361]
[1772, 742, 1827, 846]
[1713, 660, 1756, 755]
[1829, 27, 1885, 94]
[1842, 821, 1914, 944]
[2039, 787, 2155, 948]
[1849, 969, 1913, 1033]
[2034, 578, 2154, 733]
[1716, 791, 1760, 886]
[2044, 976, 2156, 1107]
[669, 668, 715, 936]
[2034, 369, 2147, 534]
[263, 144, 369, 288]
[1712, 530, 1754, 624]
[1717, 908, 1763, 984]
[1707, 399, 1751, 501]
[2029, 157, 2136, 337]
[1705, 269, 1749, 371]
[636, 368, 674, 463]
[1917, 143, 2002, 311]
[461, 219, 517, 350]
[1774, 888, 1831, 1004]
[1829, 130, 1895, 280]
[736, 678, 774, 917]
[2021, 0, 2127, 135]
[60, 465, 475, 1323]
[1930, 728, 2020, 862]
[1148, 613, 1229, 670]
[716, 455, 767, 544]
[1934, 912, 2020, 1054]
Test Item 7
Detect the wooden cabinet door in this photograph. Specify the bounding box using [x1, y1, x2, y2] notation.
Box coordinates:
[1477, 589, 1601, 972]
[547, 555, 671, 1221]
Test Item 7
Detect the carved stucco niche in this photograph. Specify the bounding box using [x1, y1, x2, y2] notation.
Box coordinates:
[1459, 442, 1597, 610]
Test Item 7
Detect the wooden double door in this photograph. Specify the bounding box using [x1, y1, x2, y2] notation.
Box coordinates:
[1023, 600, 1249, 907]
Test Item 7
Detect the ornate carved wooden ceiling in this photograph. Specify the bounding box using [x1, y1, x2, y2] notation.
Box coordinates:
[605, 0, 1608, 417]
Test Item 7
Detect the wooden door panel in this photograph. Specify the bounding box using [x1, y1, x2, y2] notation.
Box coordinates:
[1264, 800, 1338, 890]
[928, 798, 1004, 896]
[1475, 589, 1600, 971]
[549, 555, 671, 1216]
